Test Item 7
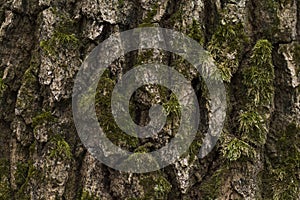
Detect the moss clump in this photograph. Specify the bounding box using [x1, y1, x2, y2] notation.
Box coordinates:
[221, 137, 256, 161]
[208, 22, 249, 82]
[239, 39, 274, 145]
[187, 19, 205, 45]
[185, 138, 203, 164]
[140, 175, 172, 199]
[162, 93, 181, 117]
[40, 31, 79, 56]
[169, 8, 183, 27]
[16, 162, 29, 187]
[23, 63, 38, 84]
[32, 111, 57, 127]
[243, 39, 274, 106]
[238, 109, 267, 145]
[49, 134, 72, 160]
[144, 3, 159, 24]
[78, 190, 100, 200]
[135, 49, 154, 65]
[40, 10, 79, 56]
[95, 73, 139, 150]
[134, 142, 153, 153]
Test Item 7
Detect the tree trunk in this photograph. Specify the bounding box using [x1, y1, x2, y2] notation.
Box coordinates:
[0, 0, 299, 199]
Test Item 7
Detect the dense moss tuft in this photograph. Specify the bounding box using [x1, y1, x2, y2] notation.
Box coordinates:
[239, 39, 274, 145]
[222, 137, 256, 161]
[208, 22, 249, 82]
[187, 19, 205, 45]
[40, 31, 79, 56]
[238, 109, 267, 145]
[49, 134, 72, 160]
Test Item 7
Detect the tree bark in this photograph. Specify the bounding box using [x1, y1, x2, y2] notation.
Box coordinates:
[0, 0, 299, 199]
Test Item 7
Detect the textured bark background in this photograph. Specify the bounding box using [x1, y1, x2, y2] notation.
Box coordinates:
[0, 0, 299, 199]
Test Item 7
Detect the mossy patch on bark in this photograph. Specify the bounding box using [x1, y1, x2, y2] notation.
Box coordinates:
[239, 39, 274, 145]
[78, 190, 100, 200]
[208, 22, 249, 82]
[139, 175, 172, 199]
[15, 161, 40, 200]
[40, 8, 79, 57]
[48, 134, 72, 160]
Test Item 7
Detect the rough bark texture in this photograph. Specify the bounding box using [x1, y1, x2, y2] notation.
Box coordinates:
[0, 0, 299, 199]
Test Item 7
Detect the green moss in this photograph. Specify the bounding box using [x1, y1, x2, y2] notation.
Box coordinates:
[118, 0, 125, 7]
[49, 134, 72, 160]
[185, 135, 204, 164]
[40, 9, 79, 56]
[40, 31, 79, 56]
[23, 65, 37, 84]
[169, 6, 183, 28]
[143, 3, 159, 24]
[78, 190, 100, 200]
[162, 93, 180, 117]
[221, 137, 256, 161]
[242, 65, 274, 106]
[15, 162, 39, 200]
[135, 49, 154, 64]
[95, 74, 139, 150]
[208, 22, 249, 82]
[238, 109, 267, 145]
[32, 111, 57, 127]
[239, 39, 274, 145]
[16, 162, 29, 187]
[187, 19, 205, 45]
[134, 146, 148, 153]
[140, 175, 172, 199]
[251, 40, 273, 66]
